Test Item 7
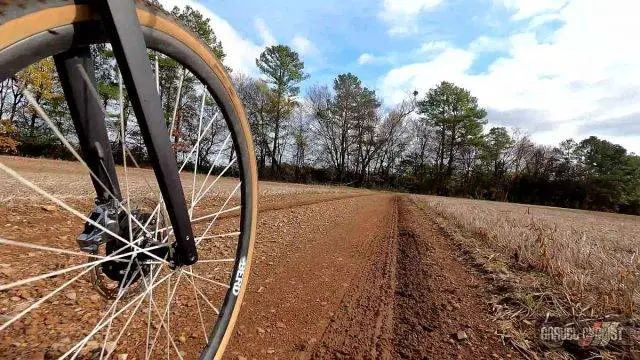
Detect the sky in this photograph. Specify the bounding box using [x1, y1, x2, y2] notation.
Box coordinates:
[159, 0, 640, 154]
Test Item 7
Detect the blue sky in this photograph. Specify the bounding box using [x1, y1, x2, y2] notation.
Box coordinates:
[160, 0, 640, 154]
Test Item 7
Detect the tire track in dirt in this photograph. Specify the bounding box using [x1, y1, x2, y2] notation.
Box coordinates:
[310, 196, 522, 359]
[205, 192, 375, 224]
[312, 197, 398, 359]
[224, 194, 396, 359]
[256, 192, 375, 215]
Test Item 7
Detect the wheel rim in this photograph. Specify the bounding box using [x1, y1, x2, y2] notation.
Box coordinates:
[0, 13, 255, 360]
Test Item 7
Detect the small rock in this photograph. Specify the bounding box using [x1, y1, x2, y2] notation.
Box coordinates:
[85, 341, 100, 351]
[10, 296, 21, 302]
[41, 205, 57, 212]
[89, 294, 101, 302]
[104, 341, 117, 354]
[117, 354, 128, 360]
[237, 356, 247, 360]
[1, 268, 16, 277]
[256, 327, 265, 334]
[178, 333, 187, 343]
[266, 348, 275, 354]
[456, 330, 468, 341]
[65, 291, 77, 301]
[29, 351, 45, 360]
[276, 321, 286, 329]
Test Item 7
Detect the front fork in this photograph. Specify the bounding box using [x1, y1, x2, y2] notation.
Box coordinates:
[53, 0, 197, 266]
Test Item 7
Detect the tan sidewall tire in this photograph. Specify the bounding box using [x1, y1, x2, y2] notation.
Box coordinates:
[0, 4, 257, 359]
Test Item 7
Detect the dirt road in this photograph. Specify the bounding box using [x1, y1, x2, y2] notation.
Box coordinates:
[0, 155, 521, 359]
[224, 195, 521, 359]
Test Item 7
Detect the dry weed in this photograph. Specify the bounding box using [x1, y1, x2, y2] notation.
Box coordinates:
[412, 195, 640, 358]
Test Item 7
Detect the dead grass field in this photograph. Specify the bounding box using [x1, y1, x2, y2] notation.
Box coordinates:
[412, 194, 640, 355]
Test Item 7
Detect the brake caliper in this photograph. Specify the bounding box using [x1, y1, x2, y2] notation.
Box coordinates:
[77, 201, 119, 253]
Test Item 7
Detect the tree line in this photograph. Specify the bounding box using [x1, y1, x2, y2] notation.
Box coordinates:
[0, 4, 638, 215]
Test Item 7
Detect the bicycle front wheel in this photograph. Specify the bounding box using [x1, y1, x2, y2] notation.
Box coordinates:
[0, 1, 257, 359]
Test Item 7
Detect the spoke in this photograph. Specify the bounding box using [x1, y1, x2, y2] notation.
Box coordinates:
[196, 182, 241, 246]
[178, 113, 219, 173]
[119, 72, 134, 247]
[147, 271, 184, 358]
[99, 255, 139, 359]
[156, 205, 240, 234]
[0, 237, 105, 259]
[169, 69, 185, 140]
[0, 255, 105, 331]
[76, 64, 108, 114]
[193, 133, 231, 206]
[68, 260, 167, 358]
[112, 262, 184, 360]
[182, 269, 230, 289]
[187, 275, 220, 324]
[195, 232, 240, 241]
[187, 265, 209, 343]
[145, 263, 155, 360]
[22, 88, 154, 240]
[0, 244, 166, 292]
[0, 162, 170, 265]
[125, 147, 141, 168]
[155, 52, 160, 94]
[191, 90, 207, 210]
[144, 110, 221, 236]
[193, 157, 236, 209]
[117, 71, 157, 202]
[61, 271, 173, 359]
[191, 206, 241, 225]
[145, 258, 234, 265]
[194, 258, 236, 263]
[166, 271, 171, 360]
[185, 272, 220, 314]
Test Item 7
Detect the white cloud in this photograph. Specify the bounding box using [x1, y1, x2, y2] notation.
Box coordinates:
[254, 18, 276, 46]
[380, 0, 640, 150]
[358, 53, 376, 64]
[291, 35, 318, 56]
[357, 53, 396, 65]
[468, 36, 508, 53]
[380, 0, 444, 35]
[417, 40, 449, 53]
[158, 0, 264, 75]
[382, 48, 474, 95]
[497, 0, 569, 20]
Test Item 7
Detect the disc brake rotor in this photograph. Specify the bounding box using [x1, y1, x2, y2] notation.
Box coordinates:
[78, 203, 168, 299]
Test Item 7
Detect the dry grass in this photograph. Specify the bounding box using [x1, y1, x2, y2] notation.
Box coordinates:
[414, 194, 640, 316]
[412, 195, 640, 357]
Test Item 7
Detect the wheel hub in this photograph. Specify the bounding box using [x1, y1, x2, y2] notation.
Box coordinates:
[77, 202, 170, 297]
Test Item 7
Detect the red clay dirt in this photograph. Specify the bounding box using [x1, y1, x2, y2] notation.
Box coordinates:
[224, 195, 522, 359]
[0, 159, 522, 360]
